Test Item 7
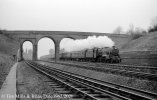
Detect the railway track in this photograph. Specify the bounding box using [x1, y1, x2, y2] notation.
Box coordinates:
[60, 60, 157, 73]
[38, 60, 157, 81]
[39, 60, 157, 74]
[25, 61, 157, 100]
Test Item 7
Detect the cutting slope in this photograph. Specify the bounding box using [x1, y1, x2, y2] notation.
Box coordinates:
[120, 32, 157, 66]
[0, 34, 19, 89]
[0, 34, 19, 55]
[121, 31, 157, 51]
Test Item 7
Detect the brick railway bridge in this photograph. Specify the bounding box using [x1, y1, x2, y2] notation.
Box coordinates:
[5, 31, 130, 62]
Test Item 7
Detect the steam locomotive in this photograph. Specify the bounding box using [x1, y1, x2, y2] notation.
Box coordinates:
[60, 46, 121, 63]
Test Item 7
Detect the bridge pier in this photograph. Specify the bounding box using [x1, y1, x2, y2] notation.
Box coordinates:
[33, 44, 38, 60]
[19, 44, 23, 61]
[55, 41, 60, 63]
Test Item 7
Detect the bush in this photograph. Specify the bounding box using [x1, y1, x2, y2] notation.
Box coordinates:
[148, 25, 157, 33]
[131, 33, 143, 40]
[0, 30, 3, 34]
[148, 17, 157, 33]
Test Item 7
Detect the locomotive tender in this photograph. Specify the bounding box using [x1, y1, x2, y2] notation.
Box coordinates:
[60, 46, 121, 63]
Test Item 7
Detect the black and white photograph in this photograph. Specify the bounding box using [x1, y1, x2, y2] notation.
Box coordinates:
[0, 0, 157, 100]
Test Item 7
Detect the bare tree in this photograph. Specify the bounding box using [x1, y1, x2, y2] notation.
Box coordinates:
[125, 24, 147, 40]
[126, 24, 134, 35]
[113, 26, 123, 34]
[0, 28, 2, 34]
[148, 16, 157, 32]
[134, 27, 147, 34]
[151, 16, 157, 27]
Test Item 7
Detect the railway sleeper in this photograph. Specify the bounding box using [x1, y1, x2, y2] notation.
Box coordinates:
[26, 61, 157, 100]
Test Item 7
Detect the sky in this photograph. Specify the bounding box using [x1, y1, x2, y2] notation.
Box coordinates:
[37, 38, 54, 58]
[0, 0, 157, 33]
[1, 0, 157, 58]
[23, 41, 33, 52]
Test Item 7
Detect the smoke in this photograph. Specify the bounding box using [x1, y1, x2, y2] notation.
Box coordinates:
[60, 35, 115, 52]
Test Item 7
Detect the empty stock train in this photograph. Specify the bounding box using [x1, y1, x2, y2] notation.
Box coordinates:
[60, 46, 121, 63]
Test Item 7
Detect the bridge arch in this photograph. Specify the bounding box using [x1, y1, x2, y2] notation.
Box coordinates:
[37, 36, 57, 45]
[20, 38, 37, 46]
[37, 36, 61, 62]
[60, 38, 75, 53]
[37, 37, 55, 60]
[22, 41, 33, 60]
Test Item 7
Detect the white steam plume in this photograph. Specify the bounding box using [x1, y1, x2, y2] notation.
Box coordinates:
[60, 35, 115, 52]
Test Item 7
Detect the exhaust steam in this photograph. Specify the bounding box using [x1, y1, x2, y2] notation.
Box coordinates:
[60, 35, 115, 52]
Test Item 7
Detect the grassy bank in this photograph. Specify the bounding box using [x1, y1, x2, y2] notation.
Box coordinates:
[0, 34, 18, 88]
[0, 53, 16, 88]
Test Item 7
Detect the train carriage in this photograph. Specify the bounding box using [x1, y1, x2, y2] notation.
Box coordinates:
[71, 50, 85, 61]
[60, 46, 121, 63]
[85, 49, 96, 62]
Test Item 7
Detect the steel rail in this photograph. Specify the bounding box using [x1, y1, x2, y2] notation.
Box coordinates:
[38, 60, 157, 81]
[26, 61, 130, 100]
[26, 61, 157, 100]
[25, 61, 102, 100]
[39, 60, 157, 73]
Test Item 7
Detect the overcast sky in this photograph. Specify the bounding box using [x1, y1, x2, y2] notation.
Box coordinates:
[0, 0, 157, 33]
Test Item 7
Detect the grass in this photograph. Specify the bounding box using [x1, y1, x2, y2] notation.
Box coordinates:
[0, 53, 16, 88]
[0, 34, 18, 88]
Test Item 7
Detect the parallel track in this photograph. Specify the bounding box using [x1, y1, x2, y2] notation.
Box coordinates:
[39, 60, 157, 73]
[25, 61, 157, 100]
[57, 60, 157, 74]
[38, 60, 157, 81]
